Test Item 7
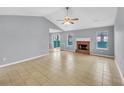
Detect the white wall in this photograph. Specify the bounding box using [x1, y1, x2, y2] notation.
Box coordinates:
[0, 16, 59, 66]
[115, 8, 124, 77]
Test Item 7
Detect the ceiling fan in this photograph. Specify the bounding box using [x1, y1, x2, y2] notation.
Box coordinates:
[57, 7, 79, 25]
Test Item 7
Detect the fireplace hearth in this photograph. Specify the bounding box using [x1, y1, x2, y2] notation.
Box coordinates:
[76, 41, 90, 54]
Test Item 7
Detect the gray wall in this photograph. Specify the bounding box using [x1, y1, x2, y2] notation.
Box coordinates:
[0, 16, 59, 66]
[50, 26, 114, 56]
[115, 8, 124, 77]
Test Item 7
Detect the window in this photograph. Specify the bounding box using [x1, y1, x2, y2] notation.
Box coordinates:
[67, 34, 73, 46]
[52, 34, 60, 48]
[96, 32, 108, 49]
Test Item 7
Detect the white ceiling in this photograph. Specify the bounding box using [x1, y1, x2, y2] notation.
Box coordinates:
[0, 7, 61, 16]
[45, 7, 117, 31]
[0, 7, 117, 31]
[49, 28, 62, 33]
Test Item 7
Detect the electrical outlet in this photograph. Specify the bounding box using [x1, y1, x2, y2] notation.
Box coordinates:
[2, 57, 6, 61]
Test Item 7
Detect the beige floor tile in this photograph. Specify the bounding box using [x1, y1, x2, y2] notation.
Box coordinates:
[0, 51, 123, 86]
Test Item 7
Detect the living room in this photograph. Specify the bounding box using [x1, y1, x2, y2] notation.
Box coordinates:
[0, 7, 124, 87]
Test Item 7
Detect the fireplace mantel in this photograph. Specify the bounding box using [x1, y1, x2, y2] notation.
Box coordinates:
[76, 38, 91, 41]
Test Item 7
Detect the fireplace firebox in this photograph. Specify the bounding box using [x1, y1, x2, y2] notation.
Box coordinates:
[76, 41, 90, 54]
[78, 44, 88, 50]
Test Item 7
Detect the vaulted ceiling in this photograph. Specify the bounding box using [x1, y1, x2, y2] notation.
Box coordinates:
[45, 7, 117, 31]
[0, 7, 117, 31]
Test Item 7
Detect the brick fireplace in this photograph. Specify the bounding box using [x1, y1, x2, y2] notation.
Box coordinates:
[76, 41, 90, 54]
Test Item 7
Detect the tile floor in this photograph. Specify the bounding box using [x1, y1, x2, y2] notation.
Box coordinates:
[0, 51, 123, 86]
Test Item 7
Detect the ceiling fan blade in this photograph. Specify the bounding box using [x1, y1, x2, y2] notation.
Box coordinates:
[71, 18, 79, 21]
[70, 22, 74, 24]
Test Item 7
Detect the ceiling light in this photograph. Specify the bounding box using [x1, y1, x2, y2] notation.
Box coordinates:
[64, 21, 71, 25]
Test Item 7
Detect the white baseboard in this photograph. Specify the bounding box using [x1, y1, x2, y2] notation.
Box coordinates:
[0, 53, 48, 68]
[115, 60, 124, 84]
[63, 50, 114, 58]
[62, 49, 75, 52]
[91, 53, 114, 58]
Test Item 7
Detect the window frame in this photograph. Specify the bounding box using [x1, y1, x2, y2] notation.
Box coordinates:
[67, 34, 73, 46]
[96, 31, 109, 50]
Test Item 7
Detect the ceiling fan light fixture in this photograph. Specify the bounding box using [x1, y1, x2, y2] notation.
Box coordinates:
[64, 21, 71, 25]
[56, 7, 79, 25]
